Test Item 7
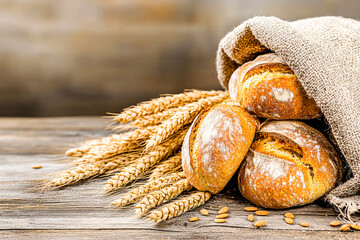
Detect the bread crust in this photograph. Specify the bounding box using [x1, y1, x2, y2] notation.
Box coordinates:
[238, 120, 343, 209]
[182, 101, 259, 194]
[229, 53, 322, 119]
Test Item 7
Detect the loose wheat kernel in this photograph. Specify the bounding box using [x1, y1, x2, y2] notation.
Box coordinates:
[216, 214, 229, 219]
[214, 219, 226, 223]
[244, 207, 258, 212]
[285, 217, 294, 225]
[218, 207, 229, 214]
[351, 224, 360, 230]
[254, 220, 266, 227]
[340, 224, 351, 232]
[330, 221, 341, 227]
[284, 212, 294, 219]
[300, 222, 310, 227]
[248, 214, 254, 222]
[200, 209, 209, 216]
[189, 217, 199, 222]
[255, 210, 269, 216]
[32, 164, 43, 169]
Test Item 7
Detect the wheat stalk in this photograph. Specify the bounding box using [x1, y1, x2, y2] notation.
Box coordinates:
[112, 90, 224, 124]
[145, 92, 229, 149]
[112, 171, 185, 208]
[148, 191, 212, 223]
[47, 152, 140, 188]
[134, 178, 192, 216]
[103, 128, 188, 192]
[148, 152, 182, 181]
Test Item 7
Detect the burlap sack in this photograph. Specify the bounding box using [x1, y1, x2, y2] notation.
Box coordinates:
[216, 16, 360, 220]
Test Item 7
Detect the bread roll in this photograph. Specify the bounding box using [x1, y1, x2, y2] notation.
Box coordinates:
[229, 53, 322, 119]
[182, 100, 259, 194]
[238, 120, 343, 209]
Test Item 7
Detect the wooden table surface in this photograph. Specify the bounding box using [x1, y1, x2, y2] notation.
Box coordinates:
[1, 117, 359, 240]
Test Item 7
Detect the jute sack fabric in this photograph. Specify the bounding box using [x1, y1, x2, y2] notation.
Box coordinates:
[216, 16, 360, 220]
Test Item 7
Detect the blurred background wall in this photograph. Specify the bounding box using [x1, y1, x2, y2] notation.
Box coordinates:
[0, 0, 359, 116]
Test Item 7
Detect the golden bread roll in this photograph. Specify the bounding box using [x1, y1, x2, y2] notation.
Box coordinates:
[238, 120, 343, 209]
[182, 100, 259, 194]
[229, 53, 322, 119]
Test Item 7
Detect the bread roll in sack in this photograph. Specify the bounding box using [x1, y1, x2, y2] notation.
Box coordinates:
[182, 100, 259, 194]
[238, 120, 343, 209]
[229, 53, 322, 119]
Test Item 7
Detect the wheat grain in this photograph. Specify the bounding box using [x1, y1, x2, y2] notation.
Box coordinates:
[146, 92, 229, 149]
[112, 90, 224, 124]
[111, 171, 185, 208]
[148, 191, 212, 223]
[47, 152, 140, 187]
[148, 152, 182, 181]
[103, 128, 187, 192]
[134, 178, 192, 216]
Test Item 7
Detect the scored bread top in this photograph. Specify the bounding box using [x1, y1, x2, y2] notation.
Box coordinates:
[229, 53, 322, 119]
[259, 120, 342, 181]
[229, 53, 293, 105]
[182, 101, 259, 194]
[238, 120, 343, 209]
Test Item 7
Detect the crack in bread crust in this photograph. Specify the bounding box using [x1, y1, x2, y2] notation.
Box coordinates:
[251, 132, 316, 180]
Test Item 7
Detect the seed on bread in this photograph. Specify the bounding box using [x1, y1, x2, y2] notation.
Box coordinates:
[248, 214, 254, 222]
[189, 217, 199, 222]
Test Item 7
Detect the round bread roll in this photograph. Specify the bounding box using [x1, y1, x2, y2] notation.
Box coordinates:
[238, 120, 343, 209]
[228, 53, 322, 119]
[182, 100, 259, 194]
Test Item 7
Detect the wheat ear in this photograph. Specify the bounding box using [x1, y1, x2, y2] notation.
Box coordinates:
[73, 148, 143, 165]
[47, 152, 140, 187]
[78, 127, 154, 163]
[148, 152, 182, 181]
[131, 107, 181, 129]
[148, 191, 211, 223]
[103, 128, 188, 192]
[112, 90, 224, 124]
[146, 92, 229, 149]
[111, 171, 185, 208]
[134, 178, 192, 216]
[66, 132, 131, 157]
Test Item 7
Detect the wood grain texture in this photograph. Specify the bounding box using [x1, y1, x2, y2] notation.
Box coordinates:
[1, 117, 360, 239]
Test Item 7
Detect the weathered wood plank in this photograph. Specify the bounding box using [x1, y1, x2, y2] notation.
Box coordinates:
[0, 117, 112, 130]
[0, 117, 359, 238]
[0, 117, 115, 154]
[2, 229, 359, 240]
